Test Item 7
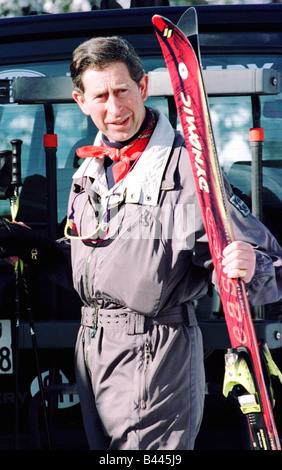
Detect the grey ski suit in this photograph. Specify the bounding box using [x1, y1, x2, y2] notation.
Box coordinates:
[65, 110, 282, 450]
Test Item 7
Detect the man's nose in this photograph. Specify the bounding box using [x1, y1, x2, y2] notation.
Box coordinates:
[107, 93, 123, 115]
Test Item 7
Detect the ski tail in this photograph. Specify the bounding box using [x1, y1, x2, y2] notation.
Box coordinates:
[152, 9, 281, 450]
[223, 346, 279, 450]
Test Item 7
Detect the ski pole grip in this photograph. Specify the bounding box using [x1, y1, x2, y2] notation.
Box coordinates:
[10, 139, 23, 187]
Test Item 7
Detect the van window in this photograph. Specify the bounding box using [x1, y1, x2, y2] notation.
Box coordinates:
[202, 54, 282, 209]
[0, 56, 167, 225]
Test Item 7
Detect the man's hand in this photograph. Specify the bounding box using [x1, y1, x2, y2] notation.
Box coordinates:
[222, 240, 256, 283]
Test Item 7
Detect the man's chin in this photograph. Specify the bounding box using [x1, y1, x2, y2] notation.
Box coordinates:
[106, 131, 133, 144]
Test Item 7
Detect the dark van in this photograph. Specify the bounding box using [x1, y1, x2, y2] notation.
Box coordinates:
[0, 3, 281, 450]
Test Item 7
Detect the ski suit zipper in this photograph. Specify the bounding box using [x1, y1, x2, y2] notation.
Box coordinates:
[85, 247, 98, 337]
[140, 340, 152, 410]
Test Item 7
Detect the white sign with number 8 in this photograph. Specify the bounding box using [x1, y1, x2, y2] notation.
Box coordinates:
[0, 320, 13, 374]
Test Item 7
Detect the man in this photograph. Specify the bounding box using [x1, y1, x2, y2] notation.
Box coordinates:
[0, 36, 281, 450]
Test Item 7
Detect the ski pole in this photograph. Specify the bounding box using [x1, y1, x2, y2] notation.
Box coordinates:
[250, 96, 264, 320]
[10, 139, 52, 449]
[250, 95, 264, 223]
[10, 139, 22, 449]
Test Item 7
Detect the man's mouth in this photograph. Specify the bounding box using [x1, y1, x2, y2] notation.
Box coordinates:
[112, 116, 130, 126]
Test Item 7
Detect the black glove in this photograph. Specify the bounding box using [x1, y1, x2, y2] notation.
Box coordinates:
[0, 217, 65, 269]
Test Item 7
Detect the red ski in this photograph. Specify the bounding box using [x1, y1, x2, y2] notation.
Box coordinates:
[152, 8, 280, 450]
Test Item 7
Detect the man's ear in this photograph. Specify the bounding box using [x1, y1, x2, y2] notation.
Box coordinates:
[72, 91, 90, 116]
[139, 74, 149, 102]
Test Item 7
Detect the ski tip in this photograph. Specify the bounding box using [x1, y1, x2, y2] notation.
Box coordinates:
[177, 7, 198, 38]
[178, 6, 197, 22]
[152, 8, 198, 41]
[152, 14, 159, 25]
[152, 14, 167, 28]
[152, 14, 176, 37]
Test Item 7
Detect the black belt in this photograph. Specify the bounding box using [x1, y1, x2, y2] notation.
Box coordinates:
[80, 303, 197, 335]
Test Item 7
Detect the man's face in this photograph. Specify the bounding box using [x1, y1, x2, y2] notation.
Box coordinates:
[73, 62, 148, 143]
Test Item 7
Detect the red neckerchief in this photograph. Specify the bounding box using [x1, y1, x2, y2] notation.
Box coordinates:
[76, 108, 157, 183]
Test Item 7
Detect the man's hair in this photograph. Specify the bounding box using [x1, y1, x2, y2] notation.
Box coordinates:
[70, 36, 144, 94]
